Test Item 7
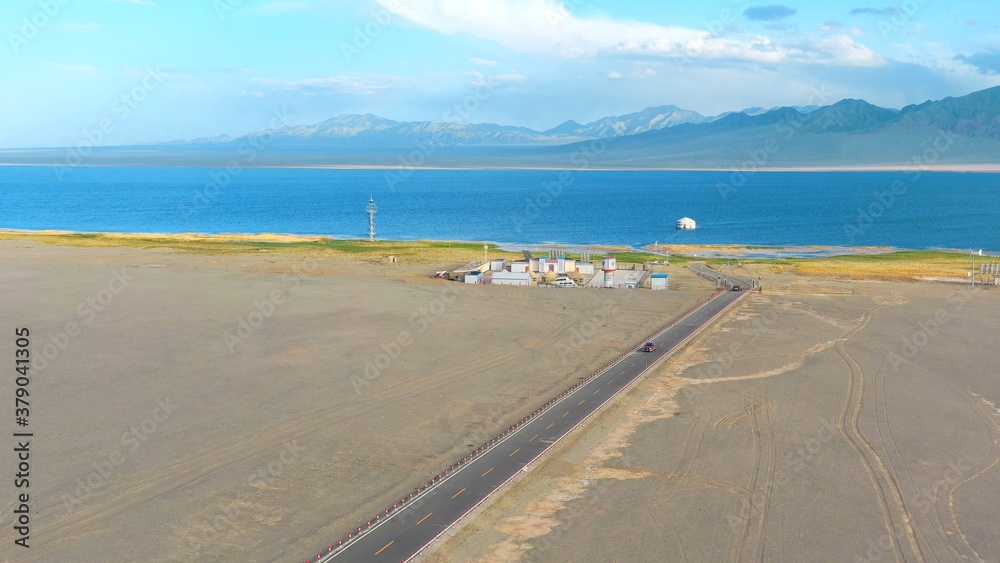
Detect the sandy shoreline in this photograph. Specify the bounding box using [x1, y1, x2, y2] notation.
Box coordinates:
[0, 228, 934, 255]
[2, 229, 991, 283]
[0, 228, 331, 244]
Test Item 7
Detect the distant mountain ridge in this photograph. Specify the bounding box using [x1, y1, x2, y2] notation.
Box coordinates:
[530, 85, 1000, 168]
[241, 113, 570, 146]
[173, 101, 831, 148]
[6, 86, 997, 169]
[175, 104, 717, 148]
[893, 87, 1000, 138]
[179, 88, 999, 153]
[569, 105, 711, 137]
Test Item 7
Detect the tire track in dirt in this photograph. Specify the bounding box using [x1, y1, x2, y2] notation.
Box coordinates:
[938, 390, 1000, 563]
[645, 470, 752, 496]
[730, 400, 762, 563]
[680, 337, 842, 387]
[886, 354, 1000, 563]
[834, 341, 903, 562]
[656, 411, 710, 511]
[676, 300, 920, 562]
[871, 344, 957, 563]
[947, 454, 1000, 563]
[752, 402, 777, 562]
[790, 304, 856, 329]
[837, 329, 924, 562]
[714, 299, 926, 563]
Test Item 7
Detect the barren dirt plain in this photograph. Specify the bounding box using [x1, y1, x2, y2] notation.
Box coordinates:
[430, 274, 1000, 562]
[0, 239, 714, 562]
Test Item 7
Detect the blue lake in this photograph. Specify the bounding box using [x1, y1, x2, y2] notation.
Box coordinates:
[1, 166, 998, 251]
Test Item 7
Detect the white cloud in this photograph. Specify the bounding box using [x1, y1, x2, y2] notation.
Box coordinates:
[47, 62, 99, 74]
[378, 0, 886, 67]
[798, 35, 885, 66]
[253, 75, 410, 95]
[469, 57, 499, 66]
[493, 73, 526, 85]
[605, 68, 656, 81]
[380, 0, 704, 59]
[62, 23, 103, 33]
[109, 0, 156, 5]
[463, 70, 525, 88]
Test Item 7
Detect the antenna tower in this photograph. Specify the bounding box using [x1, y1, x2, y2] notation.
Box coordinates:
[366, 196, 378, 242]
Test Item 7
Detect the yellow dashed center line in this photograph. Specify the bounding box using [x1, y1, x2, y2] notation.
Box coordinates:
[375, 540, 394, 556]
[481, 467, 493, 477]
[416, 512, 433, 525]
[562, 412, 569, 417]
[546, 423, 554, 429]
[578, 399, 586, 406]
[530, 434, 539, 442]
[451, 488, 466, 499]
[509, 448, 520, 457]
[593, 389, 600, 395]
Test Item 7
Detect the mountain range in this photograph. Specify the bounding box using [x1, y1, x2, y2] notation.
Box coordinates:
[4, 86, 998, 169]
[173, 104, 727, 147]
[166, 86, 1000, 168]
[176, 103, 827, 148]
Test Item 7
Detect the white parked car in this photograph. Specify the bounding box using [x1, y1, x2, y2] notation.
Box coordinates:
[550, 277, 578, 287]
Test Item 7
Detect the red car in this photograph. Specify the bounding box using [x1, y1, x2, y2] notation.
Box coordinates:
[642, 342, 656, 352]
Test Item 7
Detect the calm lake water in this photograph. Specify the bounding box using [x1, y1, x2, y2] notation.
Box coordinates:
[1, 166, 998, 251]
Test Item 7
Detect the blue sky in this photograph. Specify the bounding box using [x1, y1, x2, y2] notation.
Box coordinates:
[1, 0, 998, 147]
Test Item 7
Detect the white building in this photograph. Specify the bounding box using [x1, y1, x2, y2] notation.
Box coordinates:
[491, 271, 532, 286]
[676, 217, 697, 230]
[533, 256, 590, 275]
[511, 260, 530, 273]
[464, 271, 483, 284]
[538, 258, 560, 273]
[651, 274, 669, 290]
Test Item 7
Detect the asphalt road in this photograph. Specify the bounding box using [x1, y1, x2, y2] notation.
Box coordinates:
[315, 273, 748, 563]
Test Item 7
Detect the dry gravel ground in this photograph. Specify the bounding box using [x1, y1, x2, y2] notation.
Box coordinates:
[430, 276, 1000, 562]
[0, 240, 712, 562]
